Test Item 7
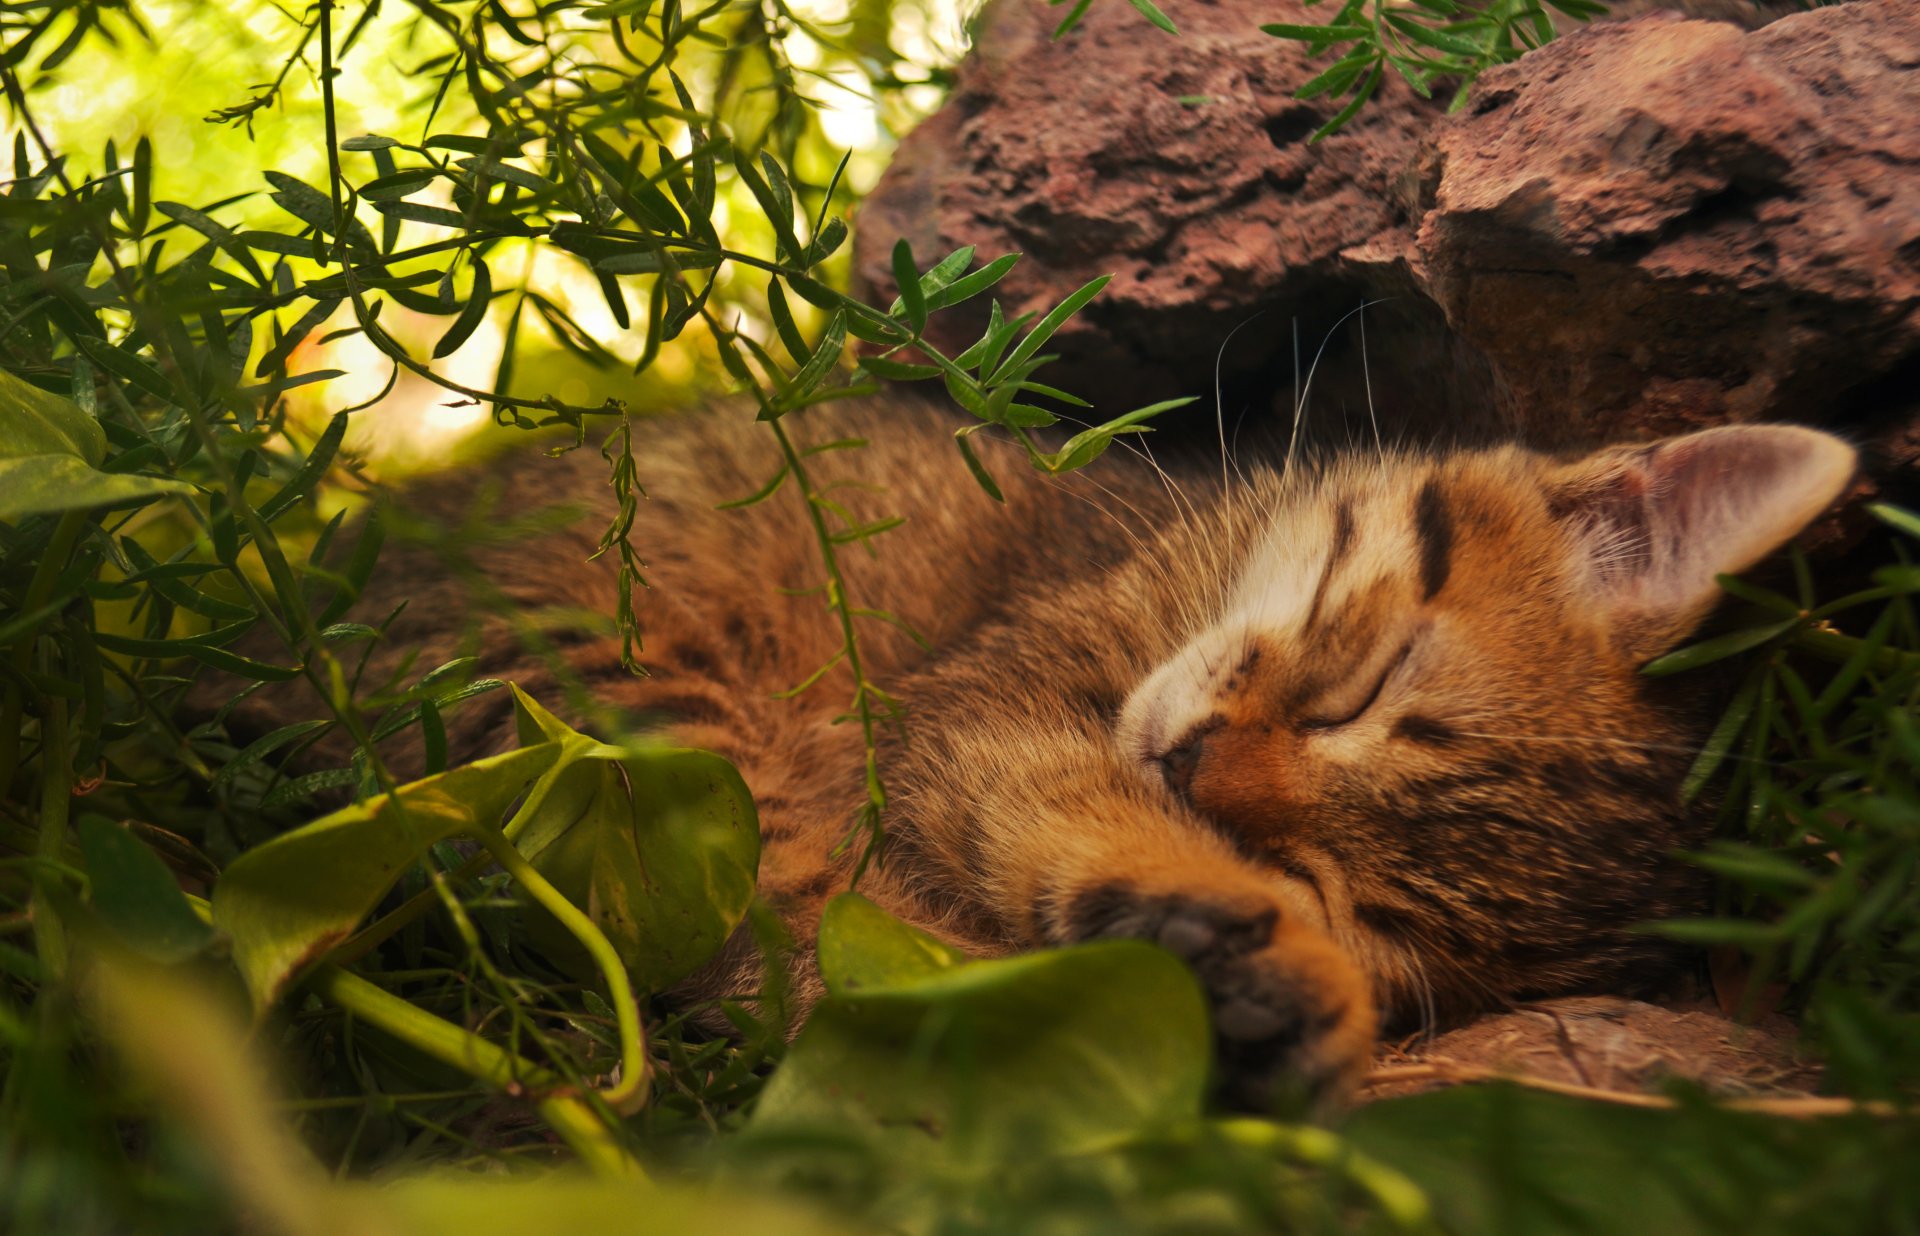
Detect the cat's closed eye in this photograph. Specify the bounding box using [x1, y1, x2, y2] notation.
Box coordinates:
[1299, 640, 1412, 731]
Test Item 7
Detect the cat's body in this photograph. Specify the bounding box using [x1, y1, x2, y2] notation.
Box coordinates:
[231, 396, 1854, 1102]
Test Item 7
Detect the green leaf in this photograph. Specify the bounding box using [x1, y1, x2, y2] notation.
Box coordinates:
[0, 370, 190, 520]
[817, 892, 968, 994]
[914, 246, 975, 300]
[1681, 674, 1758, 801]
[891, 239, 927, 333]
[258, 411, 349, 522]
[1345, 1086, 1792, 1236]
[1641, 620, 1797, 677]
[0, 367, 106, 464]
[953, 424, 1006, 502]
[1124, 0, 1180, 34]
[990, 274, 1111, 384]
[766, 278, 809, 362]
[209, 720, 333, 790]
[768, 310, 847, 417]
[1383, 12, 1486, 57]
[593, 249, 723, 275]
[0, 455, 190, 522]
[507, 687, 760, 994]
[752, 900, 1209, 1173]
[1041, 397, 1196, 473]
[255, 296, 343, 378]
[1050, 0, 1096, 38]
[715, 464, 789, 511]
[735, 151, 799, 261]
[1262, 21, 1372, 39]
[212, 744, 563, 1012]
[1309, 59, 1386, 141]
[926, 253, 1020, 312]
[433, 257, 493, 358]
[78, 817, 216, 964]
[72, 335, 177, 404]
[802, 216, 848, 268]
[1870, 502, 1920, 541]
[358, 168, 439, 201]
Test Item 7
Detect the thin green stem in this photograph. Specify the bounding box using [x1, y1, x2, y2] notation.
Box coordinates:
[29, 694, 70, 981]
[1790, 626, 1920, 677]
[466, 820, 651, 1115]
[309, 963, 645, 1178]
[0, 508, 89, 802]
[767, 417, 890, 883]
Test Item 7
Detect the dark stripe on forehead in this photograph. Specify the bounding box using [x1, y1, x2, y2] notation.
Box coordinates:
[1414, 478, 1453, 601]
[1302, 499, 1354, 634]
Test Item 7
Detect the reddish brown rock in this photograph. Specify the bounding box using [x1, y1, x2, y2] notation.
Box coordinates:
[1410, 0, 1920, 446]
[1364, 996, 1823, 1102]
[856, 0, 1919, 461]
[852, 0, 1455, 432]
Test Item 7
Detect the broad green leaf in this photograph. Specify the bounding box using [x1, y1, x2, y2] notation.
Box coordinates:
[212, 744, 562, 1011]
[0, 455, 191, 521]
[0, 371, 191, 519]
[0, 365, 108, 464]
[817, 892, 967, 994]
[752, 897, 1210, 1174]
[77, 816, 215, 964]
[1343, 1085, 1895, 1236]
[360, 1174, 857, 1236]
[508, 687, 760, 994]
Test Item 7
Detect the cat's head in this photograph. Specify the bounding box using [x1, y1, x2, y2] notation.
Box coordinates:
[1116, 425, 1856, 1018]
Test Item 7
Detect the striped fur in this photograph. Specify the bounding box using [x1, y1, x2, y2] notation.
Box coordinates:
[222, 398, 1853, 1103]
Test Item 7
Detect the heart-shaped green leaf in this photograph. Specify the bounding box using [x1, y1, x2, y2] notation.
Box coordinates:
[508, 686, 760, 994]
[752, 896, 1210, 1173]
[817, 891, 967, 995]
[212, 744, 561, 1011]
[0, 369, 190, 520]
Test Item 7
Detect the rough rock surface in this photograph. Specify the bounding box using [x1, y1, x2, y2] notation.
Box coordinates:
[1408, 0, 1920, 446]
[855, 0, 1920, 463]
[853, 0, 1459, 437]
[1364, 997, 1822, 1102]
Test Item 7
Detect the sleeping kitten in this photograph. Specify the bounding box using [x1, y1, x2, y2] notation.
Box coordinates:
[225, 397, 1854, 1104]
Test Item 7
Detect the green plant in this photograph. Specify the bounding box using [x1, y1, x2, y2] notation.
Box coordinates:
[3, 0, 1917, 1233]
[1642, 507, 1920, 1098]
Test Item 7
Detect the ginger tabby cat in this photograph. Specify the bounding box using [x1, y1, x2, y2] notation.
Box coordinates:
[223, 399, 1855, 1106]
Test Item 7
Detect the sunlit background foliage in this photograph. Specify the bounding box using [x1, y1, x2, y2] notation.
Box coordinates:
[1, 0, 1916, 1232]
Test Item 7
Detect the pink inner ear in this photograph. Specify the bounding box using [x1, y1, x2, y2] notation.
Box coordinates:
[1556, 426, 1856, 628]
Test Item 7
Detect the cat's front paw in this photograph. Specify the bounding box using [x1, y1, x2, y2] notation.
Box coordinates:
[1060, 883, 1376, 1109]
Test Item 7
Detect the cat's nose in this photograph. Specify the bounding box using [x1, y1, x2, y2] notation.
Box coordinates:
[1159, 733, 1205, 797]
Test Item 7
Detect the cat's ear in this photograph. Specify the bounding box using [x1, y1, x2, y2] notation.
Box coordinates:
[1547, 425, 1856, 657]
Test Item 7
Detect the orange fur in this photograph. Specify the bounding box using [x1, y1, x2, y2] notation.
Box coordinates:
[214, 397, 1853, 1104]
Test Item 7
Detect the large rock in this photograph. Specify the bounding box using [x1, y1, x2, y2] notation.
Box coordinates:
[1408, 1, 1920, 446]
[854, 0, 1919, 464]
[1363, 996, 1822, 1102]
[853, 0, 1459, 438]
